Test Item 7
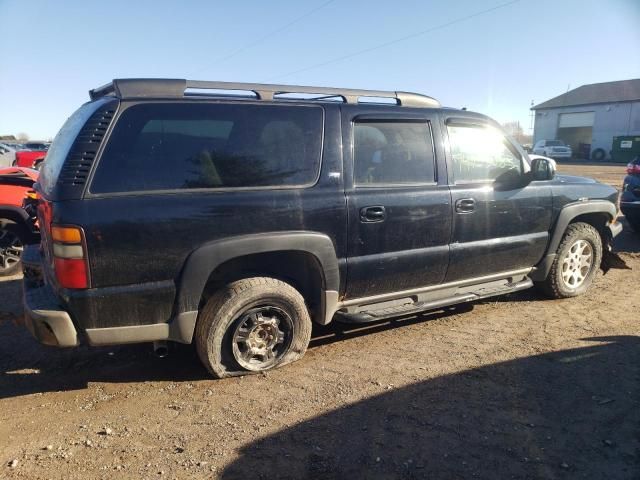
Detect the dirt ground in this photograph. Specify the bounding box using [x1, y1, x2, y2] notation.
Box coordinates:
[1, 163, 638, 479]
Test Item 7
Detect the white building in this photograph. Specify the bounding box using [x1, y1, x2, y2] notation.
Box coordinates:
[532, 79, 640, 160]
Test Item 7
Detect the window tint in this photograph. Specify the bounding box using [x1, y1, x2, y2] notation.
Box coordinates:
[353, 121, 435, 185]
[447, 124, 522, 183]
[91, 103, 323, 193]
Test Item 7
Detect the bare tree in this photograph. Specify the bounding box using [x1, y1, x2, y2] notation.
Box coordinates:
[502, 121, 531, 146]
[16, 132, 30, 142]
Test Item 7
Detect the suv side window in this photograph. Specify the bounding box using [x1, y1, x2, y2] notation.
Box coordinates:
[353, 120, 435, 186]
[447, 124, 522, 184]
[91, 103, 323, 193]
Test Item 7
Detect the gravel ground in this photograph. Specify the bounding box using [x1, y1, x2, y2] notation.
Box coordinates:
[0, 163, 638, 479]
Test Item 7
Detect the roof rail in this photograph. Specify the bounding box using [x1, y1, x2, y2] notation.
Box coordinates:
[89, 79, 440, 108]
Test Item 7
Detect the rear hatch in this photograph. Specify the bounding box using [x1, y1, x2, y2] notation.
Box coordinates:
[36, 97, 119, 291]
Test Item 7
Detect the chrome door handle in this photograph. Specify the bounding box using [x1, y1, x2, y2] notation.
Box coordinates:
[455, 198, 475, 213]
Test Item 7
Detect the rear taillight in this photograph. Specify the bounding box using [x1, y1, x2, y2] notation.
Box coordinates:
[627, 161, 640, 175]
[51, 225, 90, 289]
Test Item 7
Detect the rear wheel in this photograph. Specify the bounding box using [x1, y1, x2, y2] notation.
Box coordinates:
[0, 224, 25, 277]
[591, 148, 606, 161]
[195, 277, 312, 378]
[537, 222, 602, 299]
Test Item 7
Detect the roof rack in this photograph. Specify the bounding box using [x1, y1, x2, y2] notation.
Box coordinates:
[89, 79, 440, 108]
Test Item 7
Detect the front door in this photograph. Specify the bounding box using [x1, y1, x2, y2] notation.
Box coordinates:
[443, 118, 553, 282]
[343, 109, 452, 299]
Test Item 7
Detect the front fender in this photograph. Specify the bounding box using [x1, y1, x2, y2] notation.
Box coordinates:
[530, 200, 617, 281]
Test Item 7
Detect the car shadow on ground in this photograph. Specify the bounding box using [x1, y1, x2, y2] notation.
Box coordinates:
[222, 336, 640, 480]
[0, 302, 471, 400]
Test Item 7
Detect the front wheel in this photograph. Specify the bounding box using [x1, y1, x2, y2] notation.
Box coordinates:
[195, 277, 312, 378]
[536, 222, 602, 299]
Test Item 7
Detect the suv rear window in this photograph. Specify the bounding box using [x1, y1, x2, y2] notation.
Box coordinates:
[353, 120, 436, 185]
[39, 99, 113, 198]
[90, 103, 323, 193]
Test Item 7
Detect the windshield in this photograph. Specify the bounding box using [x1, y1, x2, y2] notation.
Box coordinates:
[546, 140, 565, 146]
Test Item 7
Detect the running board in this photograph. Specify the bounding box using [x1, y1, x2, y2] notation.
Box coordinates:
[335, 277, 533, 324]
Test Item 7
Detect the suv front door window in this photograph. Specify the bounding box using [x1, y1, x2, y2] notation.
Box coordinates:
[448, 124, 522, 184]
[445, 120, 553, 281]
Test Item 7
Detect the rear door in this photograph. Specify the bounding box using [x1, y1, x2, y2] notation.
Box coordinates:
[444, 117, 553, 282]
[343, 107, 451, 299]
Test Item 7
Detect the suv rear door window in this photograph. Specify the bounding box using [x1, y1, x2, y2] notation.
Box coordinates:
[353, 120, 436, 186]
[90, 103, 323, 193]
[447, 124, 522, 183]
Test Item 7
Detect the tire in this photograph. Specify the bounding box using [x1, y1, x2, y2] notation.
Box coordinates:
[195, 277, 312, 378]
[591, 148, 606, 161]
[0, 223, 25, 277]
[537, 222, 602, 299]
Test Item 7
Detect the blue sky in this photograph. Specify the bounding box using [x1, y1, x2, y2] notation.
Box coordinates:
[1, 0, 638, 140]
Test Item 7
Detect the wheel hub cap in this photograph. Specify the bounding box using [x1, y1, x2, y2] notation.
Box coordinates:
[0, 230, 23, 271]
[232, 307, 292, 371]
[561, 239, 593, 288]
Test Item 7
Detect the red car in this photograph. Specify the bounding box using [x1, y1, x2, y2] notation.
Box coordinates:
[0, 167, 39, 275]
[14, 149, 47, 168]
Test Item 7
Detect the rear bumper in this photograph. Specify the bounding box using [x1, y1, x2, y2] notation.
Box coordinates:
[21, 245, 196, 347]
[22, 245, 78, 347]
[23, 280, 79, 347]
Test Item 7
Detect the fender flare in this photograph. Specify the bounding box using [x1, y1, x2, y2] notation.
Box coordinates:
[175, 231, 340, 315]
[0, 206, 38, 240]
[0, 205, 30, 225]
[530, 200, 616, 281]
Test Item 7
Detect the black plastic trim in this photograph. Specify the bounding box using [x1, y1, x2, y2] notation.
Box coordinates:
[176, 232, 340, 314]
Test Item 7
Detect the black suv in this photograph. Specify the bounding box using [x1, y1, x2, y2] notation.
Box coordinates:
[22, 79, 622, 378]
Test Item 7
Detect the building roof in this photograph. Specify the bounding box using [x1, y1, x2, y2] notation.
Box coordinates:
[532, 79, 640, 110]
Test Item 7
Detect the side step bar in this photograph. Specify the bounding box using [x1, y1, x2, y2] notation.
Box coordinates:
[335, 277, 533, 324]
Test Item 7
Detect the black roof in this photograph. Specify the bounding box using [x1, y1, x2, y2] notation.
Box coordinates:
[532, 79, 640, 110]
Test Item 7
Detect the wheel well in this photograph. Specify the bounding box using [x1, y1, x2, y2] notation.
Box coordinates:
[0, 210, 25, 227]
[570, 212, 611, 243]
[199, 251, 325, 324]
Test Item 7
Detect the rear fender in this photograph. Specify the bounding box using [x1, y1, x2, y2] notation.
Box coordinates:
[172, 232, 341, 341]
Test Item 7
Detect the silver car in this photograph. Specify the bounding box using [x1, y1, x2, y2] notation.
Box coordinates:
[0, 143, 16, 168]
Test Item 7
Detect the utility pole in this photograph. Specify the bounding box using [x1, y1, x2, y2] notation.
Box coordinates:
[529, 100, 535, 134]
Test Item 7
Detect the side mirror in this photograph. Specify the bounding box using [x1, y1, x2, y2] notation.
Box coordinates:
[531, 156, 556, 181]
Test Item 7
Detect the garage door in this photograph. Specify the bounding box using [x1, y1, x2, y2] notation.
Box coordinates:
[558, 112, 594, 128]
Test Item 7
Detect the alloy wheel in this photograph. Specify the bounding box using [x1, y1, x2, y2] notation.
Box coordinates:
[0, 229, 23, 272]
[231, 306, 293, 371]
[560, 239, 593, 289]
